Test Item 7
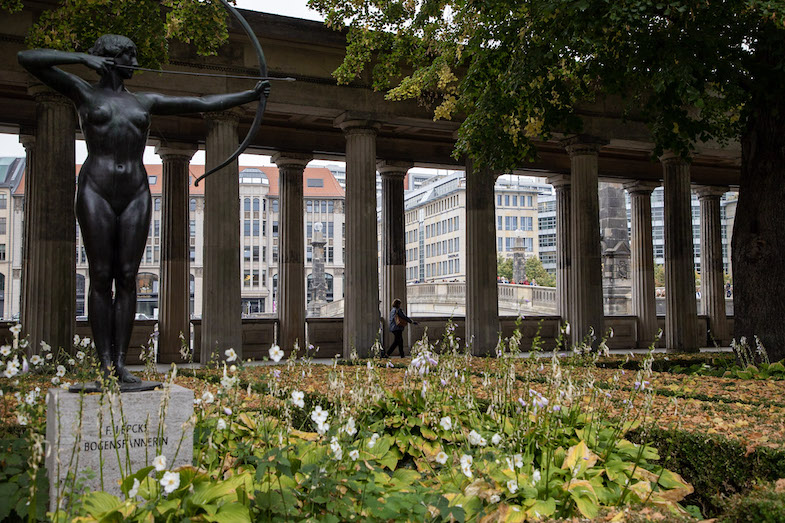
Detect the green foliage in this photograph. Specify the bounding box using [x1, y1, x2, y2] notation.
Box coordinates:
[718, 482, 785, 523]
[525, 256, 555, 287]
[0, 0, 22, 13]
[0, 437, 48, 522]
[654, 265, 666, 288]
[22, 0, 231, 69]
[628, 427, 785, 518]
[307, 0, 785, 170]
[496, 253, 512, 280]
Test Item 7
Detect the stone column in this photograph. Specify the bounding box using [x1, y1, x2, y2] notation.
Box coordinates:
[337, 118, 381, 358]
[624, 181, 660, 347]
[661, 153, 699, 352]
[465, 159, 499, 355]
[201, 111, 242, 362]
[548, 175, 571, 323]
[696, 185, 730, 345]
[19, 132, 35, 333]
[563, 137, 606, 345]
[378, 160, 412, 351]
[24, 88, 76, 354]
[155, 143, 197, 363]
[271, 152, 312, 353]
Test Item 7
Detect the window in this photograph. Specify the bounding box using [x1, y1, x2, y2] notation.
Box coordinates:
[0, 194, 6, 209]
[244, 198, 251, 212]
[307, 200, 313, 213]
[190, 198, 196, 212]
[527, 196, 533, 207]
[252, 221, 259, 236]
[0, 244, 5, 261]
[505, 195, 510, 206]
[154, 220, 160, 237]
[0, 217, 5, 235]
[253, 246, 259, 261]
[154, 198, 161, 211]
[321, 200, 327, 213]
[521, 217, 533, 231]
[272, 199, 279, 213]
[244, 220, 251, 236]
[190, 220, 196, 237]
[189, 246, 196, 262]
[512, 195, 518, 206]
[273, 221, 279, 237]
[307, 178, 324, 187]
[253, 198, 260, 212]
[498, 237, 503, 252]
[148, 176, 157, 185]
[497, 195, 502, 206]
[328, 201, 334, 213]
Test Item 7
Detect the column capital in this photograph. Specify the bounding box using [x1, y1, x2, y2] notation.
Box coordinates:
[623, 180, 660, 195]
[154, 142, 198, 161]
[203, 108, 242, 124]
[560, 135, 608, 156]
[694, 185, 728, 200]
[334, 113, 381, 134]
[19, 133, 36, 150]
[659, 150, 691, 165]
[377, 160, 413, 177]
[271, 151, 313, 169]
[28, 84, 71, 107]
[547, 174, 571, 189]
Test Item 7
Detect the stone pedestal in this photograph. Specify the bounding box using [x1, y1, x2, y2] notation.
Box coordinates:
[46, 385, 194, 510]
[337, 118, 381, 358]
[156, 143, 197, 363]
[272, 152, 312, 352]
[625, 181, 660, 347]
[661, 153, 699, 352]
[202, 111, 242, 362]
[548, 175, 572, 323]
[24, 88, 76, 354]
[465, 159, 499, 355]
[696, 185, 730, 345]
[308, 225, 327, 317]
[563, 137, 606, 345]
[599, 182, 632, 315]
[378, 161, 411, 352]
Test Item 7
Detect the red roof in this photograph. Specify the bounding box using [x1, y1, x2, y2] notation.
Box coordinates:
[15, 165, 345, 198]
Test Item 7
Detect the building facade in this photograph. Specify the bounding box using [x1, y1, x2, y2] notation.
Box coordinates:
[7, 163, 346, 320]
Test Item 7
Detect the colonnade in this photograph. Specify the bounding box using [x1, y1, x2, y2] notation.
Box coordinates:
[18, 96, 732, 359]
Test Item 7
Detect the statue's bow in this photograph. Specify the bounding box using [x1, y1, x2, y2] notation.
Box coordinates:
[194, 0, 267, 187]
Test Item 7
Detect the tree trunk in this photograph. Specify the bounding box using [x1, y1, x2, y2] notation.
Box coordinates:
[734, 35, 785, 363]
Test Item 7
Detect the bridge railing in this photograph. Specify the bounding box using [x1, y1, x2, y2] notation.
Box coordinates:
[407, 282, 557, 313]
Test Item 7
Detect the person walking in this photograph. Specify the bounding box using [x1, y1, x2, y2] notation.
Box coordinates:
[387, 298, 416, 357]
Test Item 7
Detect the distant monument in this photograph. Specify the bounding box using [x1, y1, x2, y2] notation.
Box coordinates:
[599, 182, 632, 314]
[512, 228, 529, 283]
[308, 222, 327, 316]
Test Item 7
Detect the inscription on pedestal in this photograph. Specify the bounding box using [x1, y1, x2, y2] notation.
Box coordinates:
[45, 385, 194, 510]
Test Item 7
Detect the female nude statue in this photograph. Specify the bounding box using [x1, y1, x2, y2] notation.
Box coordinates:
[19, 35, 269, 383]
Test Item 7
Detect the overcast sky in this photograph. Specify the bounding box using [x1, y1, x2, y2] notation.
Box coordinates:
[0, 0, 326, 165]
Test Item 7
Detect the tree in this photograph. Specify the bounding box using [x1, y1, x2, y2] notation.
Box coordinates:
[308, 0, 785, 361]
[2, 0, 232, 68]
[525, 256, 555, 288]
[496, 254, 512, 281]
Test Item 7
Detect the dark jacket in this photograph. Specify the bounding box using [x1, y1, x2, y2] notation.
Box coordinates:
[389, 307, 412, 332]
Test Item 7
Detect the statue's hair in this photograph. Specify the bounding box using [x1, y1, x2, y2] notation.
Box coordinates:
[88, 34, 136, 57]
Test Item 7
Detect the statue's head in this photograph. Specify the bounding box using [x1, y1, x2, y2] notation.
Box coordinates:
[88, 34, 137, 58]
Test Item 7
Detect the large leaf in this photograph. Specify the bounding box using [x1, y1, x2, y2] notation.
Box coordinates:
[81, 491, 122, 518]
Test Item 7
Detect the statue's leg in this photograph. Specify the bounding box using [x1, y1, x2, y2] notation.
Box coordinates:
[76, 185, 118, 379]
[112, 190, 151, 383]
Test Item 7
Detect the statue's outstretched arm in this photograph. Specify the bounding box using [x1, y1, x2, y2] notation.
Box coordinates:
[17, 49, 104, 102]
[141, 81, 270, 116]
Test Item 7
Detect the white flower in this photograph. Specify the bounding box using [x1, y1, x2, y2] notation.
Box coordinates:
[201, 391, 214, 404]
[216, 418, 227, 430]
[30, 355, 43, 366]
[507, 480, 519, 494]
[489, 494, 501, 504]
[439, 416, 452, 431]
[532, 469, 541, 484]
[349, 449, 359, 461]
[9, 324, 22, 336]
[343, 417, 357, 436]
[80, 337, 91, 348]
[67, 358, 76, 366]
[229, 365, 237, 373]
[316, 421, 330, 435]
[153, 455, 167, 472]
[0, 345, 10, 357]
[160, 471, 180, 494]
[468, 430, 487, 447]
[460, 454, 473, 478]
[45, 353, 52, 360]
[76, 350, 85, 360]
[40, 341, 51, 352]
[73, 335, 80, 345]
[17, 413, 28, 425]
[311, 406, 329, 425]
[51, 376, 60, 385]
[224, 348, 238, 362]
[368, 433, 379, 449]
[56, 365, 66, 377]
[491, 433, 502, 445]
[435, 451, 448, 465]
[4, 366, 18, 379]
[291, 390, 305, 408]
[25, 390, 37, 405]
[330, 437, 342, 460]
[128, 478, 140, 498]
[269, 345, 284, 362]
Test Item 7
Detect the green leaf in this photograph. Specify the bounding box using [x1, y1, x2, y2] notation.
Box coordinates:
[82, 491, 122, 518]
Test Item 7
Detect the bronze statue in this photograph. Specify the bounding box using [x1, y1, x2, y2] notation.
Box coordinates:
[18, 35, 269, 384]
